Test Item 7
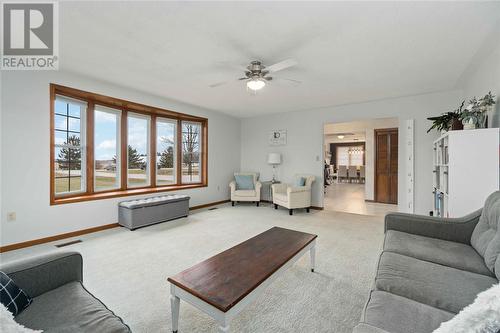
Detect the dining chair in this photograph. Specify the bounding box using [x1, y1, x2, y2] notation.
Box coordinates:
[338, 165, 348, 183]
[348, 166, 358, 183]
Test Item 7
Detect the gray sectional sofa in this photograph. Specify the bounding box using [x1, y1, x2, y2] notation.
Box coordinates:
[354, 191, 500, 333]
[1, 251, 130, 333]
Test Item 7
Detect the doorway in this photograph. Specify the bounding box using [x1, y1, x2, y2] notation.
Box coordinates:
[323, 118, 399, 216]
[374, 128, 398, 204]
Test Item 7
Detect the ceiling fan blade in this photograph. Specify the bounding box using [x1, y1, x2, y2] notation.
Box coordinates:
[272, 77, 301, 87]
[266, 59, 298, 73]
[209, 81, 229, 88]
[279, 78, 301, 84]
[238, 77, 249, 81]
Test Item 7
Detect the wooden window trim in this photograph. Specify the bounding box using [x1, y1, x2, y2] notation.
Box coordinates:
[50, 84, 208, 205]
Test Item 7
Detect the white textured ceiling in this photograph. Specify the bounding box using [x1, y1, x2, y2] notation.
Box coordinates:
[60, 1, 500, 118]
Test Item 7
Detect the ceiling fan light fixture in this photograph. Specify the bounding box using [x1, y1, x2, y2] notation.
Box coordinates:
[247, 79, 266, 91]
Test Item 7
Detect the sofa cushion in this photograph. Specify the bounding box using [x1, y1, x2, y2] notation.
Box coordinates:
[234, 190, 256, 197]
[375, 252, 497, 313]
[15, 282, 130, 333]
[433, 283, 500, 333]
[0, 304, 41, 333]
[471, 191, 500, 276]
[384, 230, 493, 276]
[234, 175, 254, 190]
[0, 271, 32, 316]
[295, 177, 306, 187]
[361, 290, 454, 333]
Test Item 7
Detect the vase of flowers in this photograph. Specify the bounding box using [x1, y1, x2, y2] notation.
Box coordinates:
[461, 92, 496, 129]
[486, 104, 495, 128]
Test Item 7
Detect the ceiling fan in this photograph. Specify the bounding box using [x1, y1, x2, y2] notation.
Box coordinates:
[209, 59, 300, 91]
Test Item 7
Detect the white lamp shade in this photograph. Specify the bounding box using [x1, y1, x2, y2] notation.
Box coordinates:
[267, 153, 281, 165]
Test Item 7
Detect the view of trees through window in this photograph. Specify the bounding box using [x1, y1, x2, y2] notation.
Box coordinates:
[54, 98, 86, 195]
[156, 119, 176, 185]
[94, 107, 120, 191]
[127, 114, 150, 187]
[182, 122, 201, 183]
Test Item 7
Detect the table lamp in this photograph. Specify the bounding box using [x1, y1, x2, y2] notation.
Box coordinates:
[267, 153, 282, 183]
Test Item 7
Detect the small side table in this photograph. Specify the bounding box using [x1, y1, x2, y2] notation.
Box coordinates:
[261, 180, 281, 204]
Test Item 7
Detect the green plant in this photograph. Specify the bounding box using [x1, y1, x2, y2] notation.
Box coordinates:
[480, 91, 496, 108]
[427, 101, 464, 133]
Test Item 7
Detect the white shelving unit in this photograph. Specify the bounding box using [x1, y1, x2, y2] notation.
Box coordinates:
[432, 128, 499, 218]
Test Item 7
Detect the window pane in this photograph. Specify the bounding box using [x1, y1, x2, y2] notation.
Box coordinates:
[55, 130, 67, 145]
[156, 119, 176, 185]
[68, 117, 81, 132]
[55, 114, 67, 131]
[127, 114, 150, 187]
[181, 122, 201, 184]
[54, 147, 84, 194]
[350, 146, 364, 166]
[337, 147, 349, 167]
[94, 107, 120, 191]
[55, 100, 67, 115]
[69, 104, 81, 118]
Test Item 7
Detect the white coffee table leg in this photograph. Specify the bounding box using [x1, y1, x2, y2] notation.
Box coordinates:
[218, 317, 230, 333]
[310, 242, 316, 273]
[170, 286, 180, 333]
[218, 324, 230, 333]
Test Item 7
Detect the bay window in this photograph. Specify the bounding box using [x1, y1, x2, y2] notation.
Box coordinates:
[50, 84, 208, 204]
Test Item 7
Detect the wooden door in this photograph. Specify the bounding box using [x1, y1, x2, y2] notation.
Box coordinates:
[375, 128, 398, 204]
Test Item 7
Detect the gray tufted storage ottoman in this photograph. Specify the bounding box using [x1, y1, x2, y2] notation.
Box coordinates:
[119, 194, 190, 230]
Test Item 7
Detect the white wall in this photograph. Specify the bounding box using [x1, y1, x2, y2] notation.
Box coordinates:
[324, 118, 399, 200]
[1, 71, 241, 246]
[240, 90, 463, 214]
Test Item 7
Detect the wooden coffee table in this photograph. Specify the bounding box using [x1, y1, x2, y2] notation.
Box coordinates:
[167, 227, 317, 332]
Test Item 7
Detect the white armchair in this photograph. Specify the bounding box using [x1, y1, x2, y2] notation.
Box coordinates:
[272, 174, 315, 215]
[229, 172, 262, 207]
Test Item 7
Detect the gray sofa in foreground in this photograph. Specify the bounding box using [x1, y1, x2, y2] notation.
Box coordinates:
[354, 191, 500, 333]
[1, 251, 130, 333]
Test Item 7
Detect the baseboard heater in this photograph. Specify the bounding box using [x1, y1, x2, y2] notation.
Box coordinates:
[118, 195, 190, 230]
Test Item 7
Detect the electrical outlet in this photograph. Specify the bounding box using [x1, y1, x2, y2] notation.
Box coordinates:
[7, 212, 16, 221]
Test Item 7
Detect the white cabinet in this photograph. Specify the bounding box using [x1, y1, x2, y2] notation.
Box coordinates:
[432, 128, 499, 217]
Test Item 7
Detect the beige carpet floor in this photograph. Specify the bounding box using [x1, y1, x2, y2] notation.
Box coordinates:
[1, 203, 385, 333]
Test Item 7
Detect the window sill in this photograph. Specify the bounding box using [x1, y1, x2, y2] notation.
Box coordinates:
[51, 183, 207, 205]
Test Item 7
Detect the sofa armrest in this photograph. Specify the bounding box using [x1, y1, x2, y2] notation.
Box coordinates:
[229, 181, 236, 191]
[384, 209, 482, 244]
[272, 183, 287, 193]
[0, 251, 83, 298]
[255, 181, 262, 190]
[287, 186, 309, 194]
